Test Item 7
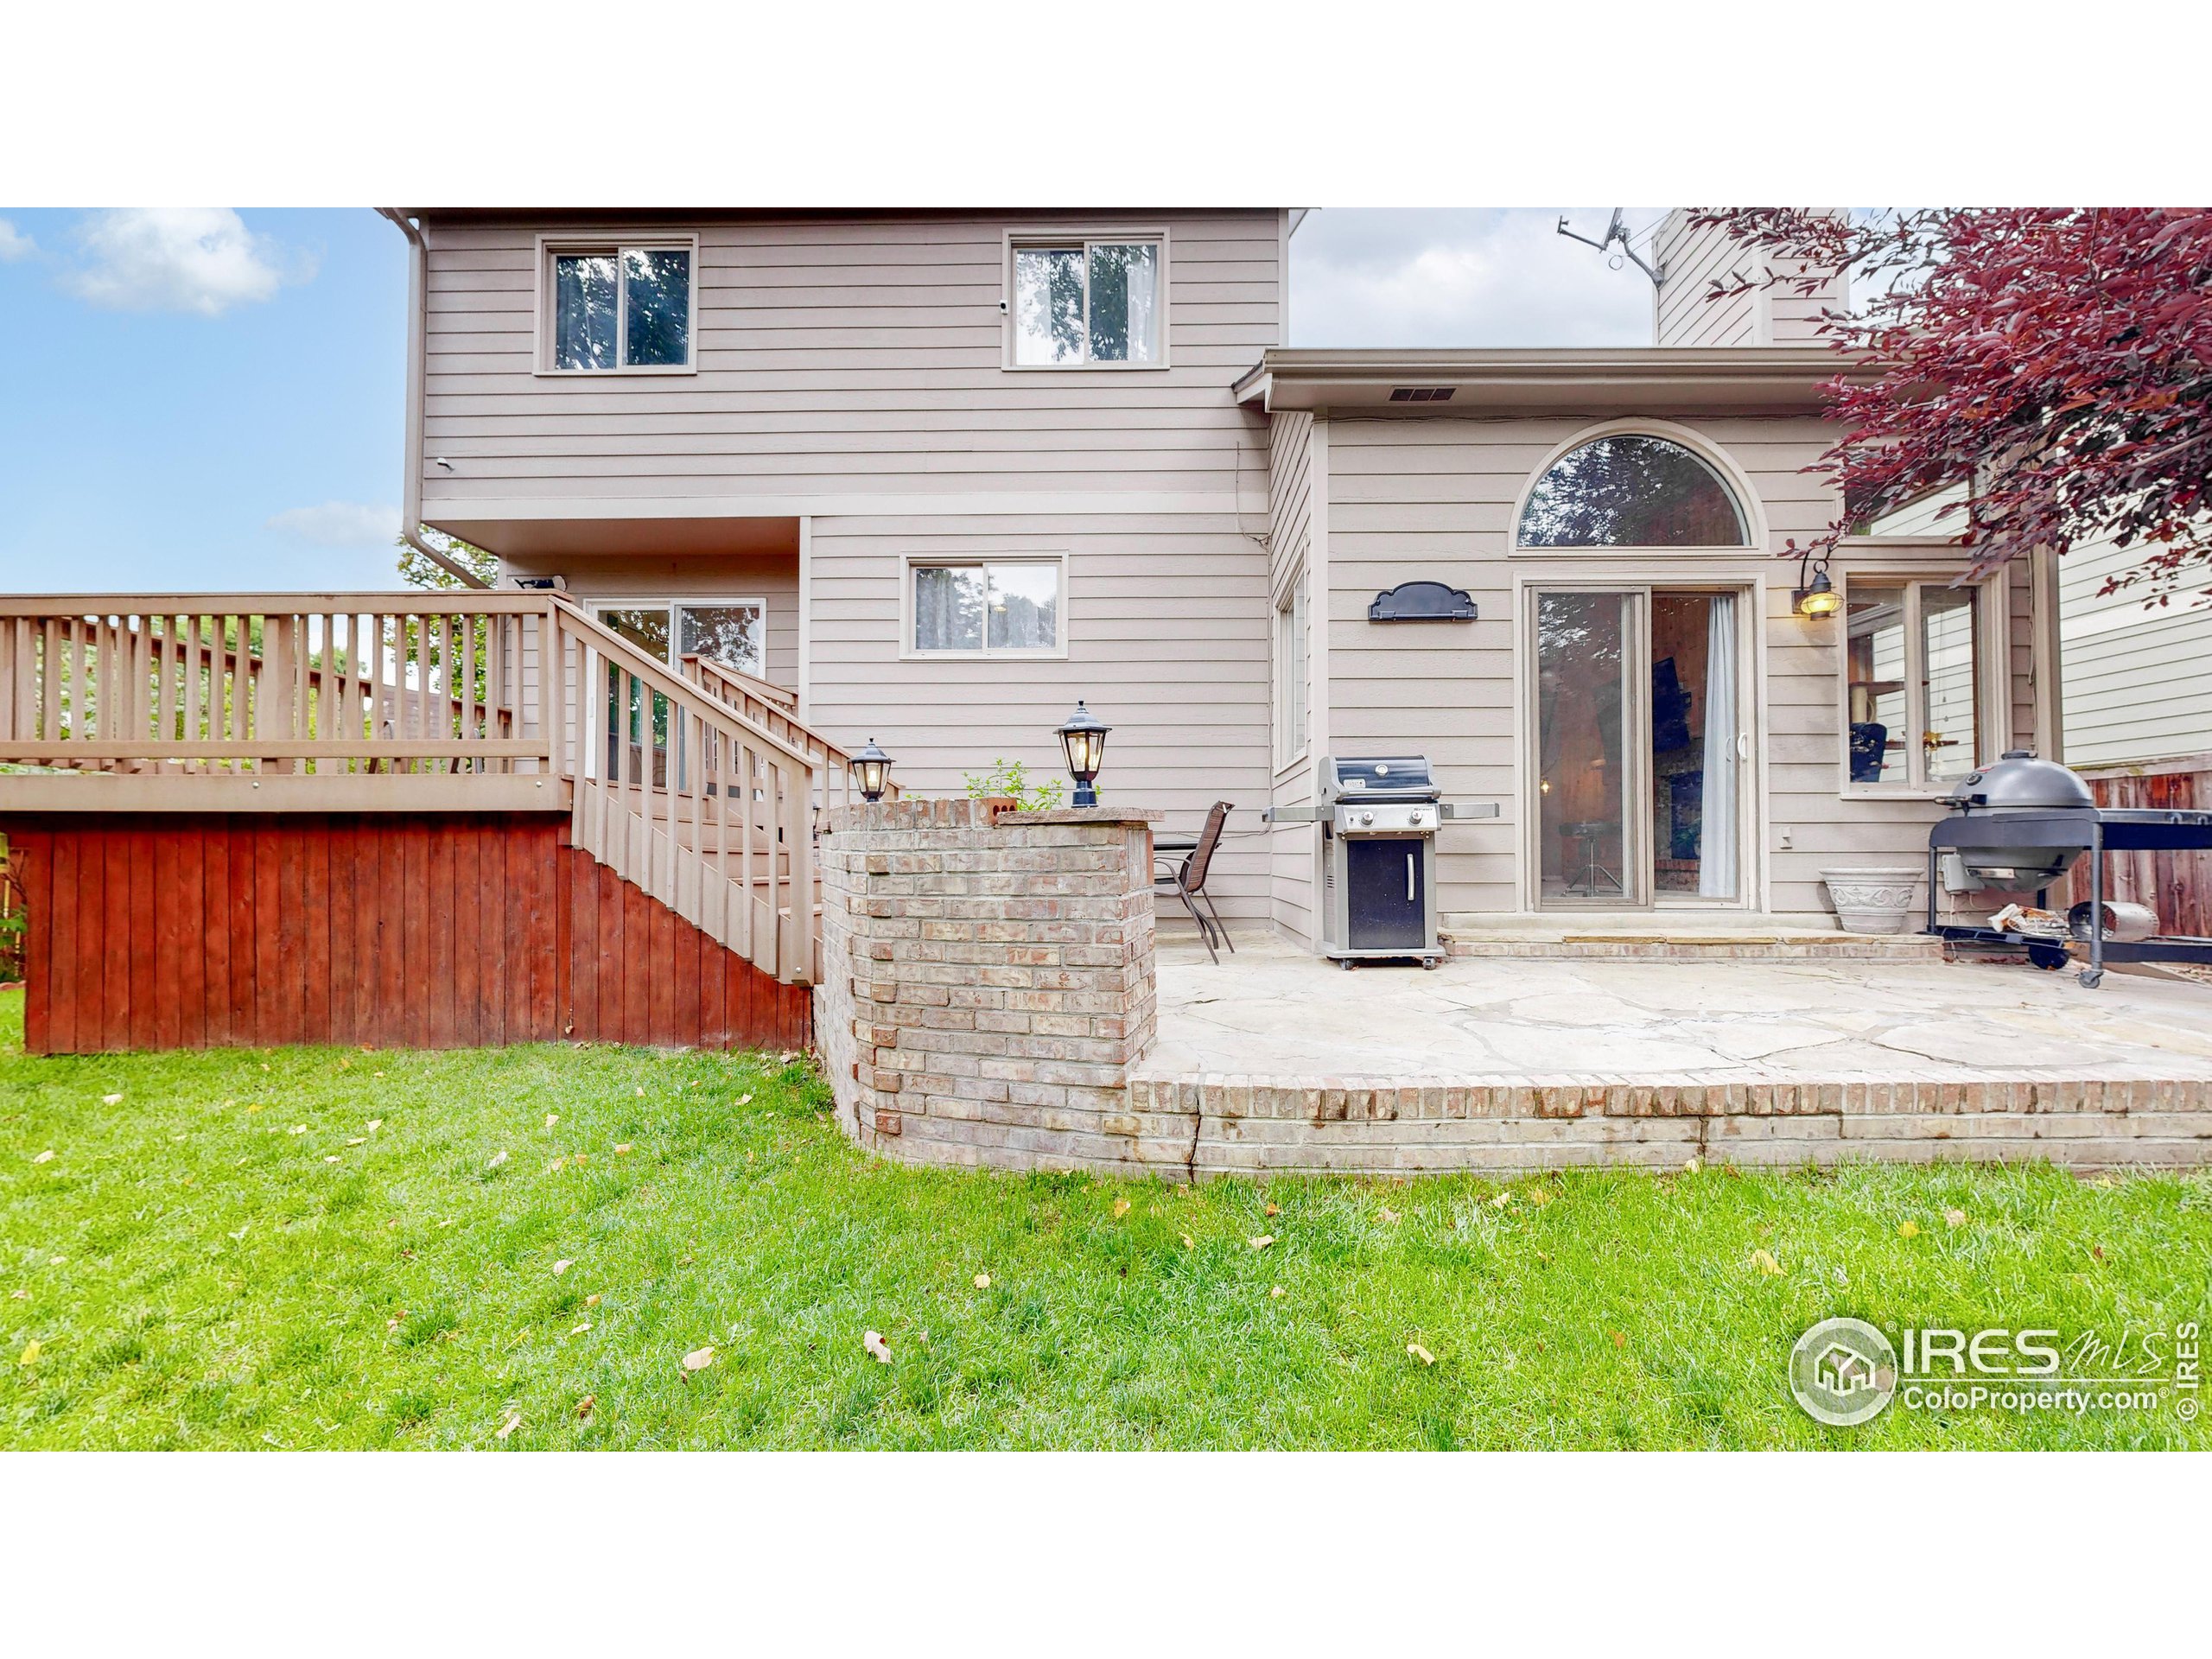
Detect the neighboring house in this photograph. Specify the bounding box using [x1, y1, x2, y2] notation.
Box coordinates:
[2056, 536, 2212, 770]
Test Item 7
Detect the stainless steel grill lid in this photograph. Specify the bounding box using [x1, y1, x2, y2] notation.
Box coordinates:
[1947, 750, 2095, 812]
[1319, 755, 1439, 803]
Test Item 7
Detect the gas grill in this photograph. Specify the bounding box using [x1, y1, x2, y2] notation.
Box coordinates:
[1265, 755, 1497, 968]
[1924, 749, 2212, 988]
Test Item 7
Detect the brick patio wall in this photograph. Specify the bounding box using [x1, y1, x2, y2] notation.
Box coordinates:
[816, 799, 1164, 1171]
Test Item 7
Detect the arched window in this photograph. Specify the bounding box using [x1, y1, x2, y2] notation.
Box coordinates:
[1518, 435, 1750, 548]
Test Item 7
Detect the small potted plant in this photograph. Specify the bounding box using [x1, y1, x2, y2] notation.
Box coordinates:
[963, 759, 1065, 822]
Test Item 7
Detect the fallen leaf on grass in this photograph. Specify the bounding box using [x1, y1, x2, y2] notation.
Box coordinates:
[1684, 1156, 1702, 1174]
[102, 1094, 123, 1106]
[863, 1330, 893, 1364]
[575, 1395, 595, 1420]
[346, 1136, 366, 1147]
[634, 1088, 645, 1099]
[288, 1125, 308, 1136]
[48, 1256, 66, 1267]
[1264, 1202, 1280, 1218]
[1490, 1191, 1513, 1209]
[552, 1259, 574, 1275]
[569, 1323, 591, 1336]
[32, 1150, 54, 1165]
[544, 1113, 559, 1129]
[486, 1151, 509, 1169]
[1943, 1208, 1967, 1228]
[584, 1294, 601, 1307]
[19, 1340, 42, 1365]
[974, 1273, 991, 1289]
[1378, 1206, 1401, 1224]
[613, 1143, 633, 1155]
[1898, 1220, 1920, 1239]
[1270, 1285, 1286, 1300]
[738, 1093, 753, 1107]
[1751, 1248, 1783, 1276]
[1609, 1330, 1626, 1350]
[1113, 1198, 1132, 1218]
[547, 1158, 567, 1173]
[2093, 1245, 2107, 1262]
[1407, 1343, 1435, 1366]
[496, 1412, 522, 1441]
[366, 1119, 383, 1133]
[9, 1289, 27, 1301]
[1528, 1188, 1553, 1208]
[1179, 1233, 1196, 1250]
[1249, 1235, 1274, 1251]
[324, 1155, 341, 1165]
[682, 1345, 716, 1372]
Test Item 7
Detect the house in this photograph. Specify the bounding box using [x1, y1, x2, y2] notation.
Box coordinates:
[0, 206, 2066, 1058]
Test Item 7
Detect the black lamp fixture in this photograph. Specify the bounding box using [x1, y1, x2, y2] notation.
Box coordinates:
[1055, 700, 1111, 807]
[851, 738, 893, 803]
[1795, 551, 1840, 619]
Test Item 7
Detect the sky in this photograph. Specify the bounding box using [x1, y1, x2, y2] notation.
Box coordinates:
[0, 208, 1665, 593]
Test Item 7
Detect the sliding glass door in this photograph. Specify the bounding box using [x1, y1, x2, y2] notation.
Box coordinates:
[1530, 586, 1749, 909]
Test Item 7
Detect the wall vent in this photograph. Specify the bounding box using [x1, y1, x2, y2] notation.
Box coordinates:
[1388, 386, 1455, 403]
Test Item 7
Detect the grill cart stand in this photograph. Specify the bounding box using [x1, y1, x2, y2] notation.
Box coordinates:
[1926, 809, 2212, 988]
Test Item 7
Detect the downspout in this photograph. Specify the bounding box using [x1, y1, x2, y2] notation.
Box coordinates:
[377, 208, 492, 590]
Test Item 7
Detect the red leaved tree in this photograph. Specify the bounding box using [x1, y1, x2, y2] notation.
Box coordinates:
[1696, 208, 2212, 601]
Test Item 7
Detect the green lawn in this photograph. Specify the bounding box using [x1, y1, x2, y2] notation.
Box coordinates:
[3, 987, 2207, 1450]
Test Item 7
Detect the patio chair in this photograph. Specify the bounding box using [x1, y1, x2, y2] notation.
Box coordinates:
[1155, 801, 1235, 963]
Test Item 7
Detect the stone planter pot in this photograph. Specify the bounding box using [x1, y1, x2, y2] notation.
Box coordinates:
[1821, 867, 1925, 935]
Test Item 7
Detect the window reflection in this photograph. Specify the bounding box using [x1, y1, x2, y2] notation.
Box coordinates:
[1520, 435, 1749, 547]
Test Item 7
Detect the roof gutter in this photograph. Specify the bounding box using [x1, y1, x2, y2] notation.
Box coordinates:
[376, 208, 492, 590]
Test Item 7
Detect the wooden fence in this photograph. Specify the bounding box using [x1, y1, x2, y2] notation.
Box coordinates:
[2069, 754, 2212, 937]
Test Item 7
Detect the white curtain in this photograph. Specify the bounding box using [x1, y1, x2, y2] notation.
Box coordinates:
[1699, 593, 1739, 899]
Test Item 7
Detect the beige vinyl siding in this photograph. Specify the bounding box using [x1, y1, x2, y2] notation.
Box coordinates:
[1323, 413, 2039, 920]
[2059, 531, 2212, 766]
[1266, 410, 1319, 940]
[1652, 210, 1846, 349]
[417, 212, 1282, 515]
[1653, 212, 1757, 348]
[804, 507, 1274, 918]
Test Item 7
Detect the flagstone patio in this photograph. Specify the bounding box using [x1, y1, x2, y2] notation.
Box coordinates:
[1128, 930, 2212, 1175]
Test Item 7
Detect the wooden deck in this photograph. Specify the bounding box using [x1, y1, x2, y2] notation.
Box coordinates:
[0, 591, 874, 1053]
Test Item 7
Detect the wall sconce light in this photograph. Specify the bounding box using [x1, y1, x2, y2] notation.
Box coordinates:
[1795, 554, 1840, 618]
[851, 738, 893, 803]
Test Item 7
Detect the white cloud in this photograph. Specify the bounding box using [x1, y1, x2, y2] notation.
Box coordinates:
[265, 501, 399, 548]
[0, 219, 33, 261]
[1290, 208, 1662, 349]
[62, 207, 306, 315]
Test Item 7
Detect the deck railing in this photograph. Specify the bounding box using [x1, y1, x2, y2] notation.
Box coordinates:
[681, 653, 901, 810]
[0, 593, 826, 984]
[0, 594, 555, 780]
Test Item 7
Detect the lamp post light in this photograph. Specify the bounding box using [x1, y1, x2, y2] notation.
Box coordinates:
[1055, 700, 1111, 808]
[851, 738, 893, 803]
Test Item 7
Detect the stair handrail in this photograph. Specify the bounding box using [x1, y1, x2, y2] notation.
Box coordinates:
[680, 652, 901, 805]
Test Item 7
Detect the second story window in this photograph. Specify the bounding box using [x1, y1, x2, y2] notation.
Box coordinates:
[1010, 236, 1163, 366]
[543, 238, 695, 372]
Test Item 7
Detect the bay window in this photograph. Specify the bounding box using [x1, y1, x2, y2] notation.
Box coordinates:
[1843, 576, 1998, 789]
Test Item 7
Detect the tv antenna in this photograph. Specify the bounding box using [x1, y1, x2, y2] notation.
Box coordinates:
[1557, 209, 1664, 285]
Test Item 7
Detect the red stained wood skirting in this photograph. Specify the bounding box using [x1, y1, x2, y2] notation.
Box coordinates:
[5, 813, 810, 1057]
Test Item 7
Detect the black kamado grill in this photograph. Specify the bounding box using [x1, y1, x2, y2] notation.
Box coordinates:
[1925, 749, 2212, 988]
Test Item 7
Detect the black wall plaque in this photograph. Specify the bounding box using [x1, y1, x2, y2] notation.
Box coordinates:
[1367, 580, 1478, 622]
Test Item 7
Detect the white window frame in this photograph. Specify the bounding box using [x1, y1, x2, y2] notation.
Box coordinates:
[535, 233, 701, 376]
[590, 597, 766, 678]
[1001, 227, 1171, 371]
[1836, 571, 2005, 798]
[900, 553, 1070, 660]
[1274, 566, 1309, 767]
